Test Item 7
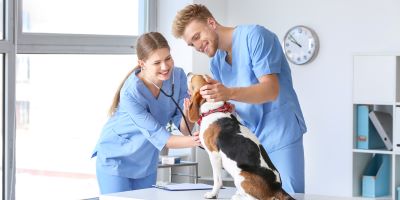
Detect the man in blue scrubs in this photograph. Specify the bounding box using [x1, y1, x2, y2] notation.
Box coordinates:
[172, 4, 307, 193]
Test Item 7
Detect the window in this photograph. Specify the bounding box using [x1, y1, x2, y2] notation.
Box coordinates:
[16, 54, 135, 200]
[6, 0, 157, 199]
[0, 54, 3, 198]
[0, 1, 3, 39]
[22, 0, 140, 35]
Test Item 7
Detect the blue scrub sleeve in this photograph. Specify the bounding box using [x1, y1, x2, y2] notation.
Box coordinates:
[119, 93, 171, 151]
[249, 26, 282, 77]
[172, 70, 189, 129]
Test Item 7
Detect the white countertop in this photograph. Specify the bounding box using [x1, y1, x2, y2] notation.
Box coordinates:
[99, 187, 386, 200]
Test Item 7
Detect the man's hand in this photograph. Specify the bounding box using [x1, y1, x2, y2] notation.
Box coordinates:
[200, 75, 231, 102]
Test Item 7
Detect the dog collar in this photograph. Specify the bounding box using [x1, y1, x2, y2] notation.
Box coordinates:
[197, 102, 233, 125]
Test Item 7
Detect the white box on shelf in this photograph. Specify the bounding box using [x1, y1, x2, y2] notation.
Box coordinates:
[353, 56, 397, 104]
[161, 156, 181, 165]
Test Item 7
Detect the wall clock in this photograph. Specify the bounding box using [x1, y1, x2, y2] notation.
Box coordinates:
[283, 25, 319, 65]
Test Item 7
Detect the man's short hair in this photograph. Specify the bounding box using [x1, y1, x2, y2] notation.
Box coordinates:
[172, 4, 214, 38]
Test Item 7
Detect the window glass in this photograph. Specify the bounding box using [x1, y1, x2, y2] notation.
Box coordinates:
[16, 54, 135, 200]
[0, 0, 3, 39]
[0, 55, 3, 198]
[22, 0, 140, 35]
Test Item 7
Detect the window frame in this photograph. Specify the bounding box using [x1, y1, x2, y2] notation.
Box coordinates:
[17, 0, 157, 54]
[2, 0, 157, 199]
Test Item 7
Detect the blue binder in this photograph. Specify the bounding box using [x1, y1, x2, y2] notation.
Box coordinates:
[362, 154, 390, 197]
[357, 105, 385, 149]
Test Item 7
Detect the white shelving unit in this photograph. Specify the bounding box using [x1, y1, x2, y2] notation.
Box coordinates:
[352, 55, 400, 200]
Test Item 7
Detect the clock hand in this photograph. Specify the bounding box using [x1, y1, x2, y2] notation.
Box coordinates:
[288, 34, 302, 48]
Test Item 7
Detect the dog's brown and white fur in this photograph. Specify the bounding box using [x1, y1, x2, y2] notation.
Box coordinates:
[187, 74, 294, 200]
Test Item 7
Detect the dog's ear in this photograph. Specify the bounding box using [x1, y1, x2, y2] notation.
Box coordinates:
[188, 91, 205, 123]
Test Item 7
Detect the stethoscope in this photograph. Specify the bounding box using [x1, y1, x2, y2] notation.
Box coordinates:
[143, 69, 193, 137]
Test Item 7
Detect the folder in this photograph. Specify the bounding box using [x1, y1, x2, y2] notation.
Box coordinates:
[369, 111, 393, 150]
[153, 183, 213, 191]
[356, 105, 385, 149]
[394, 107, 400, 152]
[362, 154, 390, 197]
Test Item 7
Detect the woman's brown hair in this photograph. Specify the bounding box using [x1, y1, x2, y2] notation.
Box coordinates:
[108, 32, 170, 116]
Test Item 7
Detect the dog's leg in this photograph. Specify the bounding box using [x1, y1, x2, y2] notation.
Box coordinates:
[204, 151, 223, 199]
[231, 190, 246, 200]
[231, 192, 258, 200]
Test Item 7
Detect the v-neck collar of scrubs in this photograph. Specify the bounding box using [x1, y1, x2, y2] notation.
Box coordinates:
[223, 27, 238, 68]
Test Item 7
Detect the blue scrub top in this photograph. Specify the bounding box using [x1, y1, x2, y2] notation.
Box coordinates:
[92, 67, 188, 179]
[210, 25, 307, 153]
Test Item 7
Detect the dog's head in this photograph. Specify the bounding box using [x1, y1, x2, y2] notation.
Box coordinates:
[187, 73, 208, 123]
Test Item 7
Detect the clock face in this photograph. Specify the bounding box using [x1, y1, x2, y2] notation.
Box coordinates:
[283, 25, 319, 65]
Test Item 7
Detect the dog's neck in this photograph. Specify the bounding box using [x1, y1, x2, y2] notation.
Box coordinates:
[200, 101, 225, 114]
[197, 101, 233, 126]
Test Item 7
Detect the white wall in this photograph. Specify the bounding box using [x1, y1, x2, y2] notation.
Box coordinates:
[158, 0, 400, 197]
[157, 0, 193, 73]
[224, 0, 400, 197]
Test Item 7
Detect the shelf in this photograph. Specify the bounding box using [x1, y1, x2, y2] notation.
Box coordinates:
[351, 196, 392, 200]
[353, 101, 395, 106]
[352, 149, 393, 155]
[352, 55, 400, 200]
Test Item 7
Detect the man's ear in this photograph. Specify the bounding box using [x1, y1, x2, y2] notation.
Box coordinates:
[207, 17, 217, 29]
[188, 91, 203, 123]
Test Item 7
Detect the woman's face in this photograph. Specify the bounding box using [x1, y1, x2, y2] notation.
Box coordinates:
[140, 48, 174, 82]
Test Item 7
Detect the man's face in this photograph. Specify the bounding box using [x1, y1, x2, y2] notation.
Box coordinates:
[182, 19, 219, 57]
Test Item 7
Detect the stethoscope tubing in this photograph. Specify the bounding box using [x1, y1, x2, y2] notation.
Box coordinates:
[145, 70, 193, 136]
[146, 70, 204, 150]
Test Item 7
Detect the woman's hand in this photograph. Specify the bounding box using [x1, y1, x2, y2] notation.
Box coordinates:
[179, 98, 195, 136]
[183, 98, 190, 117]
[199, 75, 231, 102]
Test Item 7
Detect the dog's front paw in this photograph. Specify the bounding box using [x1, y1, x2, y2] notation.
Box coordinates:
[204, 191, 217, 199]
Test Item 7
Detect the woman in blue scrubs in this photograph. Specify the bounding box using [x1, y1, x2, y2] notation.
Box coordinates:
[92, 32, 201, 194]
[172, 5, 307, 193]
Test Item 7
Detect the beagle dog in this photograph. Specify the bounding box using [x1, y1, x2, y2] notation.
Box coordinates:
[187, 73, 294, 200]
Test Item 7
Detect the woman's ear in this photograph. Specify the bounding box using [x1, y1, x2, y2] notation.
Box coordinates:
[188, 91, 203, 123]
[138, 60, 145, 69]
